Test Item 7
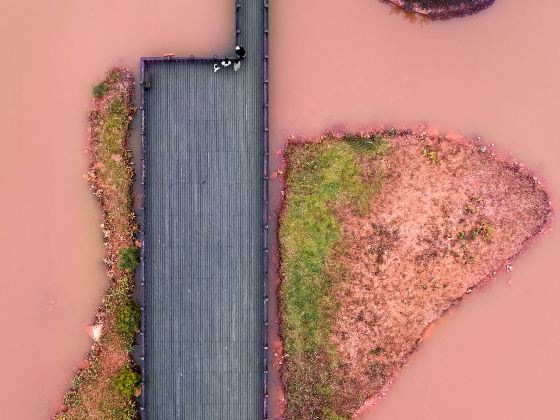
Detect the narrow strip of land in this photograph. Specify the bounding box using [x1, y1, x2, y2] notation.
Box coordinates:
[141, 1, 266, 419]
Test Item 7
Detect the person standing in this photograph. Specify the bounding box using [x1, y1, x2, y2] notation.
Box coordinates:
[221, 57, 232, 67]
[213, 63, 221, 73]
[235, 45, 246, 59]
[233, 58, 241, 72]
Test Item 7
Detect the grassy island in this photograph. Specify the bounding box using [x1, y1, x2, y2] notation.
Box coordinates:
[56, 68, 140, 419]
[279, 130, 550, 419]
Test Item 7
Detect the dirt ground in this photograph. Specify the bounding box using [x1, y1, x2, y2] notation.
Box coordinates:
[326, 131, 551, 415]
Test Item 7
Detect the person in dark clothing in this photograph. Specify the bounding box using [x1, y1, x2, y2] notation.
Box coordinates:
[235, 45, 246, 59]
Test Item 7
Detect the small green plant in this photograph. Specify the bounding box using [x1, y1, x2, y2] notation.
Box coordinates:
[421, 146, 439, 164]
[469, 221, 494, 240]
[464, 203, 476, 214]
[92, 81, 110, 99]
[109, 69, 121, 83]
[114, 366, 141, 399]
[63, 389, 81, 407]
[370, 346, 384, 355]
[368, 362, 387, 379]
[116, 299, 141, 346]
[464, 196, 482, 214]
[458, 221, 494, 242]
[98, 398, 137, 419]
[468, 228, 479, 240]
[119, 246, 140, 272]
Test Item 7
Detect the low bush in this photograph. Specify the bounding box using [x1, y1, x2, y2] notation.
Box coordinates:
[92, 81, 109, 99]
[421, 145, 439, 164]
[116, 299, 141, 346]
[114, 366, 141, 399]
[119, 246, 140, 272]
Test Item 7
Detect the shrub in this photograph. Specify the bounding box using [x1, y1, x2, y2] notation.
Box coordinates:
[92, 81, 109, 99]
[469, 221, 494, 240]
[370, 346, 384, 355]
[119, 246, 140, 272]
[421, 146, 439, 164]
[116, 299, 141, 346]
[114, 366, 141, 399]
[108, 69, 121, 83]
[63, 389, 80, 407]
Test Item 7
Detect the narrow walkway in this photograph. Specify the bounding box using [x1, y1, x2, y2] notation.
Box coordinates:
[139, 1, 268, 418]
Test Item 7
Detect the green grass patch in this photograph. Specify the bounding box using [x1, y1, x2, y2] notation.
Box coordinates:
[114, 365, 141, 399]
[279, 134, 389, 419]
[96, 98, 134, 192]
[468, 220, 494, 240]
[119, 246, 140, 272]
[115, 299, 141, 348]
[92, 81, 109, 99]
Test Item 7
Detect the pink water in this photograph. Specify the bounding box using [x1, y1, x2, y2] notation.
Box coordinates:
[0, 1, 232, 418]
[268, 0, 560, 419]
[1, 0, 559, 418]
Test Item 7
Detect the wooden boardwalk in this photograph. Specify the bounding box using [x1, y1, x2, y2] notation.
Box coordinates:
[139, 1, 268, 418]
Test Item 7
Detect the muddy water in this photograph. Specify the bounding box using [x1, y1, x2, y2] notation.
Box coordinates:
[269, 0, 559, 419]
[0, 1, 232, 418]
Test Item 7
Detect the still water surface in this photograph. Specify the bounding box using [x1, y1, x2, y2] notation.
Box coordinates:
[268, 0, 559, 419]
[0, 0, 232, 417]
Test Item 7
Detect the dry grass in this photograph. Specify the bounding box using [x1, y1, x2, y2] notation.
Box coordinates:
[279, 130, 551, 418]
[55, 68, 140, 420]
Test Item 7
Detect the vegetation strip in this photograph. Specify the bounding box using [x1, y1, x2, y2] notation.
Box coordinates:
[279, 130, 551, 419]
[279, 133, 391, 419]
[56, 68, 141, 419]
